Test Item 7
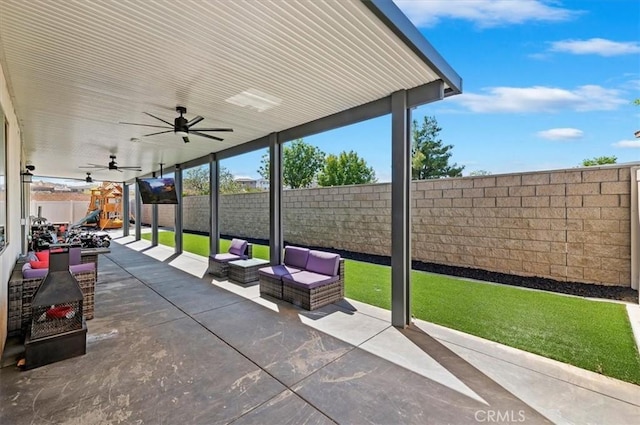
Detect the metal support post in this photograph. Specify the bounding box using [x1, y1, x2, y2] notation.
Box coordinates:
[122, 183, 130, 237]
[174, 165, 183, 254]
[391, 90, 411, 328]
[269, 133, 283, 265]
[209, 154, 220, 256]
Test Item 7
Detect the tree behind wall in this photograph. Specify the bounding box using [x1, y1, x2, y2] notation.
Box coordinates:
[317, 151, 376, 186]
[258, 139, 325, 189]
[411, 116, 464, 179]
[581, 156, 617, 167]
[183, 165, 241, 195]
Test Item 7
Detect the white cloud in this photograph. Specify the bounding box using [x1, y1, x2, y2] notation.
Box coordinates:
[612, 140, 640, 148]
[628, 79, 640, 91]
[537, 128, 583, 140]
[452, 85, 627, 113]
[394, 0, 578, 28]
[550, 38, 640, 56]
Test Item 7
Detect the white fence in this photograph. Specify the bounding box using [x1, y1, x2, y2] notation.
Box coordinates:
[30, 201, 91, 225]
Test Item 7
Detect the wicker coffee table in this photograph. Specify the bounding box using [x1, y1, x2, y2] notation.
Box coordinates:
[228, 258, 269, 284]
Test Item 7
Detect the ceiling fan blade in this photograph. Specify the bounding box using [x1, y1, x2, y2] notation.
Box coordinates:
[142, 130, 173, 137]
[143, 112, 174, 126]
[190, 128, 233, 132]
[182, 136, 190, 143]
[191, 131, 224, 141]
[119, 122, 171, 129]
[119, 166, 142, 171]
[187, 116, 204, 127]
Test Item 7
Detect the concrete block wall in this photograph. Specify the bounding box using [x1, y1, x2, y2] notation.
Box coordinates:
[411, 167, 631, 286]
[141, 164, 635, 287]
[283, 184, 392, 256]
[220, 192, 269, 239]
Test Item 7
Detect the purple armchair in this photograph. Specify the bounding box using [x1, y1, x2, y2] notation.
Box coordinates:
[208, 238, 253, 278]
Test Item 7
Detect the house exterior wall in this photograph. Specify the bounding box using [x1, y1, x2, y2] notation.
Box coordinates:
[142, 164, 636, 288]
[1, 62, 24, 354]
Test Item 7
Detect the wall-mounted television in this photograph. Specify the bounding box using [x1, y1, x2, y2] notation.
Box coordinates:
[137, 177, 179, 204]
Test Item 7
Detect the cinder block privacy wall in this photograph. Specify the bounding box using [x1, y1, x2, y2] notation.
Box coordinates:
[144, 164, 638, 287]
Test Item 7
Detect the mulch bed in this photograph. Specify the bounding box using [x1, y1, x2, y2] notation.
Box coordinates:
[223, 233, 639, 303]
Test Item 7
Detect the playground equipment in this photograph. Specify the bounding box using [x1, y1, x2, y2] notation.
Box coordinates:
[86, 182, 123, 229]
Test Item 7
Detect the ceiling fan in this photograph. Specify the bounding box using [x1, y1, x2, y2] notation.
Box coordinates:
[120, 106, 233, 143]
[79, 155, 141, 172]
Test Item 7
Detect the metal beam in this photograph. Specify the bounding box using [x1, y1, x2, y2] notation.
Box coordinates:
[407, 81, 444, 107]
[217, 135, 271, 161]
[269, 133, 283, 265]
[281, 97, 391, 142]
[174, 165, 183, 254]
[122, 183, 130, 237]
[135, 182, 142, 241]
[391, 90, 411, 328]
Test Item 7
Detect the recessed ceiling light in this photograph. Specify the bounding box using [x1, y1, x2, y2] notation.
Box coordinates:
[226, 89, 281, 112]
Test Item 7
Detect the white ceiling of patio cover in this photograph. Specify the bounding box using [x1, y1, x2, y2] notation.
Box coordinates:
[0, 0, 455, 181]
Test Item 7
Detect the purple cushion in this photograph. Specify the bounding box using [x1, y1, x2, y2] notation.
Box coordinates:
[69, 247, 82, 266]
[22, 261, 96, 279]
[282, 271, 339, 290]
[283, 246, 310, 269]
[229, 238, 248, 256]
[22, 263, 47, 279]
[258, 265, 302, 279]
[305, 250, 340, 276]
[70, 263, 95, 274]
[213, 252, 242, 262]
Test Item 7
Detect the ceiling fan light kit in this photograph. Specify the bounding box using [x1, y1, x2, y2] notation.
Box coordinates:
[120, 106, 233, 143]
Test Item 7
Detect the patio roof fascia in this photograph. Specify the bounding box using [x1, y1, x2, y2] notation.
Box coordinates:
[363, 0, 463, 96]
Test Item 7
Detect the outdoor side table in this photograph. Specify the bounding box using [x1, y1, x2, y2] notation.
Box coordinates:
[228, 258, 269, 284]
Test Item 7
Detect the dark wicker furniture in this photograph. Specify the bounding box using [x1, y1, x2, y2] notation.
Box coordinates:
[282, 259, 345, 310]
[7, 266, 96, 337]
[228, 258, 269, 284]
[208, 241, 253, 278]
[259, 273, 285, 299]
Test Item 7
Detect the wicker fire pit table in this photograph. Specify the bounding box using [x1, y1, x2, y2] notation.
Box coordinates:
[228, 258, 270, 284]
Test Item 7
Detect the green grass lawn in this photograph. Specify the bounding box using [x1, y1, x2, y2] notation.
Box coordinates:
[143, 231, 640, 384]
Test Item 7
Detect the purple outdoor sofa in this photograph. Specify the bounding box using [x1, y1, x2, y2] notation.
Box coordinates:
[258, 246, 345, 310]
[8, 246, 97, 337]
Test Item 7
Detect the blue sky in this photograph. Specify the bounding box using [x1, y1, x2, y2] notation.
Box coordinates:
[224, 0, 639, 182]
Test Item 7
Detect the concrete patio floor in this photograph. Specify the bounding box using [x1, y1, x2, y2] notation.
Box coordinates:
[1, 233, 639, 424]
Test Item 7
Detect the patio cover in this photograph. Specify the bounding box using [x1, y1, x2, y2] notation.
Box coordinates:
[1, 0, 462, 327]
[0, 0, 461, 180]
